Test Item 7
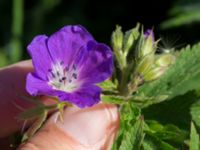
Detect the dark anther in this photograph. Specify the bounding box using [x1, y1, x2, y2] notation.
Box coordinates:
[56, 71, 60, 76]
[51, 73, 55, 78]
[60, 61, 64, 65]
[59, 79, 62, 83]
[69, 79, 72, 83]
[73, 64, 76, 70]
[72, 73, 77, 79]
[62, 77, 66, 80]
[64, 66, 69, 71]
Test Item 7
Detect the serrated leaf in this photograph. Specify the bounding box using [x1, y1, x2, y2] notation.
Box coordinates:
[143, 139, 158, 150]
[112, 102, 141, 150]
[190, 122, 200, 150]
[143, 91, 198, 130]
[160, 3, 200, 29]
[136, 43, 200, 107]
[145, 120, 188, 143]
[191, 100, 200, 128]
[119, 117, 144, 150]
[98, 80, 117, 91]
[143, 135, 177, 150]
[101, 95, 125, 104]
[120, 102, 141, 122]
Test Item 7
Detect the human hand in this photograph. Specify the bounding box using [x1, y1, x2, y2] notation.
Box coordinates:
[0, 60, 119, 150]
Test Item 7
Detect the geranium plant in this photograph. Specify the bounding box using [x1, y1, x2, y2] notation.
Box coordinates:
[20, 23, 200, 149]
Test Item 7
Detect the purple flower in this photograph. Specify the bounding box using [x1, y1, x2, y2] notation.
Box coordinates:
[26, 25, 113, 108]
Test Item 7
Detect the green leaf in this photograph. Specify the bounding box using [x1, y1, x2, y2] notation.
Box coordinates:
[145, 120, 188, 143]
[136, 43, 200, 107]
[143, 91, 198, 130]
[112, 102, 141, 150]
[120, 102, 141, 123]
[101, 95, 125, 105]
[142, 139, 158, 150]
[98, 80, 117, 91]
[142, 137, 177, 150]
[191, 99, 200, 128]
[160, 3, 200, 29]
[119, 116, 144, 150]
[190, 122, 200, 150]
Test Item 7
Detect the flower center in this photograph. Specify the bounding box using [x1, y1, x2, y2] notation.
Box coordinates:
[47, 61, 78, 92]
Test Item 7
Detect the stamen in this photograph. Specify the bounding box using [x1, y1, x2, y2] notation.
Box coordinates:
[64, 66, 69, 71]
[51, 72, 55, 78]
[62, 77, 66, 80]
[73, 64, 76, 70]
[72, 73, 77, 79]
[48, 61, 79, 92]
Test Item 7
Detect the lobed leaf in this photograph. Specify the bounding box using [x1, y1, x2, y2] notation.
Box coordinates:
[190, 99, 200, 128]
[190, 122, 200, 150]
[119, 117, 144, 150]
[135, 43, 200, 107]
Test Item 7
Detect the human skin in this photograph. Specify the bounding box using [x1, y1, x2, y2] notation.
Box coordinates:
[0, 60, 119, 150]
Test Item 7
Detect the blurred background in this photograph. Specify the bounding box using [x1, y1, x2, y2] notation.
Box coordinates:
[1, 0, 200, 67]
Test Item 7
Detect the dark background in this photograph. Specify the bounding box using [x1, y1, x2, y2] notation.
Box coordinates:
[1, 0, 200, 64]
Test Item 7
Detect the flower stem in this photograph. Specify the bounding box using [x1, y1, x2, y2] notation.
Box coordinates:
[119, 67, 129, 96]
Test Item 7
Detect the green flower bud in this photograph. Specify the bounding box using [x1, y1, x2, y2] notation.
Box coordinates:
[140, 29, 156, 57]
[123, 23, 140, 56]
[137, 54, 154, 75]
[143, 67, 167, 81]
[111, 25, 126, 70]
[111, 25, 123, 51]
[156, 53, 176, 67]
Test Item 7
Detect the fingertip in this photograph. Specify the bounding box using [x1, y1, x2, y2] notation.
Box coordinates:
[18, 103, 119, 150]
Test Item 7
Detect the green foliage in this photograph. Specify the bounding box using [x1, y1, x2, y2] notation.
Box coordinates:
[119, 117, 144, 150]
[135, 43, 200, 107]
[190, 122, 200, 150]
[143, 92, 198, 129]
[161, 0, 200, 29]
[2, 0, 200, 146]
[101, 95, 125, 105]
[142, 135, 177, 150]
[145, 121, 187, 143]
[191, 99, 200, 128]
[111, 23, 200, 149]
[112, 102, 142, 150]
[98, 79, 117, 92]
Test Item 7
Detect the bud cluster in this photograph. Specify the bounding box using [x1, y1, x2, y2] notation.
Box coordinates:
[111, 24, 176, 96]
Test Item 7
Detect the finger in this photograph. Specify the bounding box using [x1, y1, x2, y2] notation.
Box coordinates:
[18, 103, 119, 150]
[0, 60, 55, 138]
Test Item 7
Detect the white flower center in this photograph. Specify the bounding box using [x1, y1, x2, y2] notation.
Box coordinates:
[47, 61, 79, 92]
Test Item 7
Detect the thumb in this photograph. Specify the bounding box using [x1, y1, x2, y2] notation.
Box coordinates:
[18, 103, 119, 150]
